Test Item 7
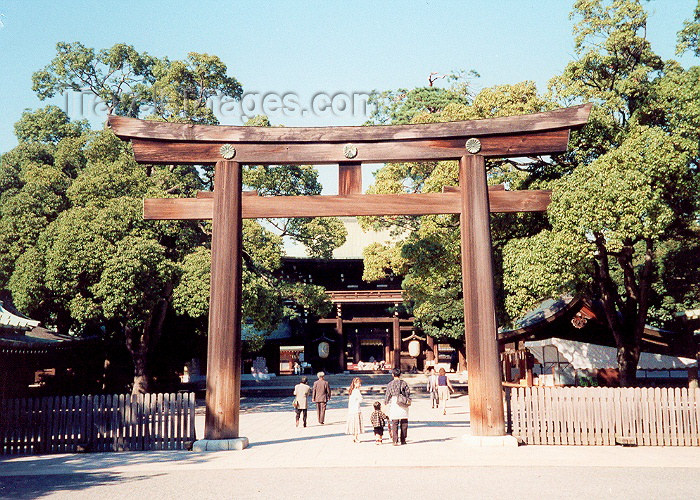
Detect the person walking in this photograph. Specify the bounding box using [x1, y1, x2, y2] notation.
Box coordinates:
[384, 368, 411, 445]
[345, 377, 364, 442]
[437, 367, 454, 415]
[293, 376, 311, 427]
[311, 371, 331, 424]
[426, 366, 439, 409]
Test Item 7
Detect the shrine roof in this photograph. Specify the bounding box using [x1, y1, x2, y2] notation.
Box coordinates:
[0, 300, 39, 331]
[499, 295, 694, 358]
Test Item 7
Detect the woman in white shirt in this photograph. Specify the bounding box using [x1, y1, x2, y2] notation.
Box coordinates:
[345, 377, 364, 442]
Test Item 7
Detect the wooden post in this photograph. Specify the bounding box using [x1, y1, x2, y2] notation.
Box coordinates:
[338, 162, 362, 195]
[335, 309, 344, 372]
[204, 160, 243, 440]
[392, 311, 401, 371]
[525, 354, 534, 387]
[459, 154, 506, 436]
[426, 335, 435, 363]
[689, 347, 699, 390]
[517, 342, 528, 385]
[458, 347, 467, 372]
[688, 365, 698, 390]
[683, 316, 699, 390]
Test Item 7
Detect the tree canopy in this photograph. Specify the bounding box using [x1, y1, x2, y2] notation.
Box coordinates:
[2, 2, 698, 391]
[363, 0, 700, 385]
[505, 0, 699, 386]
[362, 77, 556, 341]
[1, 42, 344, 393]
[31, 42, 243, 123]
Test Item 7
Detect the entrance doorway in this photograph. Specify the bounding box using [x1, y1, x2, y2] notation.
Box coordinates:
[347, 326, 390, 370]
[360, 339, 384, 363]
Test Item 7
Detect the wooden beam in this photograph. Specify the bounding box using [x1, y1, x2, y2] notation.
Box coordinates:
[129, 129, 571, 164]
[204, 160, 243, 440]
[459, 154, 506, 437]
[197, 190, 258, 198]
[143, 189, 552, 220]
[107, 103, 591, 143]
[444, 184, 505, 192]
[317, 317, 415, 324]
[327, 290, 403, 303]
[144, 198, 212, 219]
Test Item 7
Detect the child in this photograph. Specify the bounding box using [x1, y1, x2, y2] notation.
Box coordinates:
[370, 401, 388, 445]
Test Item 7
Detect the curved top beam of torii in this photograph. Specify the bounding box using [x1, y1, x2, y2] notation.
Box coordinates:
[107, 103, 592, 165]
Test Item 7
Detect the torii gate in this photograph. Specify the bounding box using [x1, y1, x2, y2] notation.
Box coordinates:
[108, 103, 591, 447]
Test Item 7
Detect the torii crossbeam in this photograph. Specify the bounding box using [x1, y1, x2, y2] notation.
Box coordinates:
[109, 103, 591, 445]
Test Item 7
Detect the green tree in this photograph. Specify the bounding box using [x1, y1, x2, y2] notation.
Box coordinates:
[31, 41, 242, 122]
[367, 70, 478, 125]
[0, 150, 70, 288]
[14, 105, 88, 144]
[677, 1, 700, 57]
[148, 53, 243, 124]
[7, 132, 182, 394]
[363, 2, 700, 386]
[362, 77, 556, 347]
[504, 0, 700, 386]
[3, 42, 344, 393]
[32, 42, 158, 117]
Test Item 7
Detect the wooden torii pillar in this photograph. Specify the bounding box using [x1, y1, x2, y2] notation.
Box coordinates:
[108, 104, 591, 444]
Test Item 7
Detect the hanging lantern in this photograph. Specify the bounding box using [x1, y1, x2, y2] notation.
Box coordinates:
[318, 341, 330, 359]
[408, 339, 421, 358]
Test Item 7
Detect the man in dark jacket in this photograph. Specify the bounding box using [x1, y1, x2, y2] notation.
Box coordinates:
[384, 368, 411, 445]
[311, 371, 331, 424]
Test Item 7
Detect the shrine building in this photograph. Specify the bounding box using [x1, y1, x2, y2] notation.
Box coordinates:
[264, 217, 456, 375]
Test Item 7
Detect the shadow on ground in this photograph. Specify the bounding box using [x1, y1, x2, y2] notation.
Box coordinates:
[0, 472, 156, 499]
[237, 393, 469, 415]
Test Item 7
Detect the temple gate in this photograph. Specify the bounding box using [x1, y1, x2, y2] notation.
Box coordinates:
[108, 103, 591, 444]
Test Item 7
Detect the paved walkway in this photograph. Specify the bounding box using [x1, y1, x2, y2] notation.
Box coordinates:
[1, 392, 700, 499]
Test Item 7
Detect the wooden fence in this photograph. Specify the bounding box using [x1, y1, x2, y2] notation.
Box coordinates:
[0, 392, 197, 455]
[509, 387, 700, 446]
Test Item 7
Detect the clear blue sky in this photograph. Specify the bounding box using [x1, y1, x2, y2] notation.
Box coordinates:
[0, 0, 696, 159]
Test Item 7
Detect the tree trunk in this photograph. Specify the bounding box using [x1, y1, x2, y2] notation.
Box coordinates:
[125, 324, 151, 394]
[689, 365, 699, 390]
[594, 235, 651, 389]
[132, 358, 150, 394]
[124, 288, 172, 394]
[55, 311, 73, 336]
[617, 344, 640, 387]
